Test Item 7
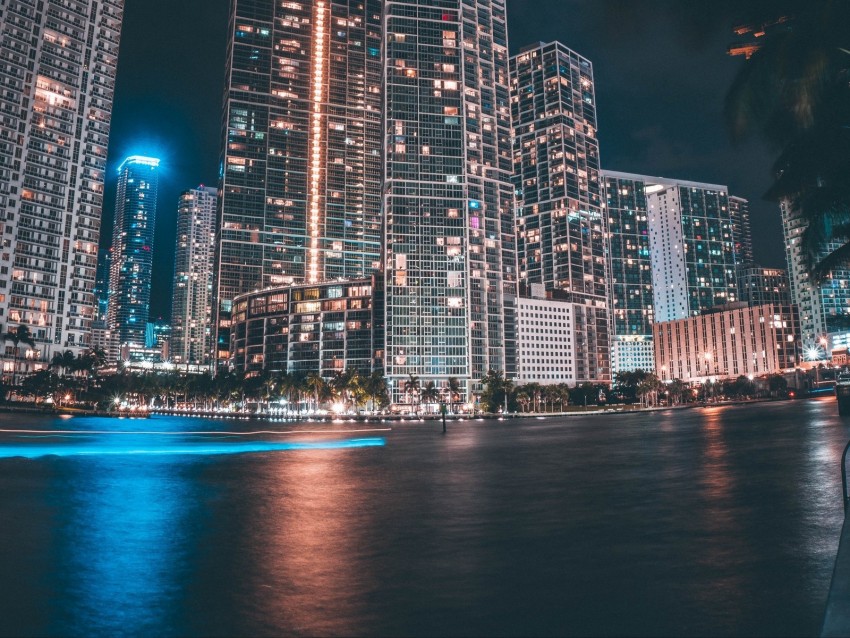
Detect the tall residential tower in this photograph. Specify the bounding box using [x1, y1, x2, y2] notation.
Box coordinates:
[511, 41, 609, 383]
[214, 0, 383, 363]
[602, 171, 654, 374]
[781, 199, 850, 354]
[0, 0, 123, 370]
[171, 186, 217, 367]
[646, 177, 738, 323]
[107, 156, 160, 355]
[383, 0, 517, 403]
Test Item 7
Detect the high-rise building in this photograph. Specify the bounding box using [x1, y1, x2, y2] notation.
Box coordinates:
[214, 0, 383, 364]
[729, 195, 753, 265]
[0, 0, 123, 372]
[781, 199, 850, 354]
[94, 248, 111, 323]
[602, 171, 655, 375]
[738, 265, 792, 308]
[383, 0, 517, 403]
[511, 41, 609, 384]
[646, 177, 738, 323]
[171, 186, 217, 367]
[107, 156, 160, 356]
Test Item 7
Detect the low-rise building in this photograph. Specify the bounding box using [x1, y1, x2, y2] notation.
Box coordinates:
[516, 284, 610, 386]
[230, 277, 383, 378]
[654, 302, 799, 383]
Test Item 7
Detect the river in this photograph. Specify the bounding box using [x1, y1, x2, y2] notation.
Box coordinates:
[0, 397, 846, 636]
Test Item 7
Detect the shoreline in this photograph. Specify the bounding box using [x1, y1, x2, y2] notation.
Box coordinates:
[0, 395, 802, 422]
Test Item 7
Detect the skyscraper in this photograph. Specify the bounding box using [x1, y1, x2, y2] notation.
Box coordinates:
[383, 0, 517, 403]
[781, 199, 850, 354]
[171, 186, 217, 367]
[0, 0, 123, 369]
[511, 41, 609, 383]
[214, 0, 383, 363]
[738, 265, 792, 308]
[602, 171, 654, 374]
[94, 249, 111, 323]
[729, 195, 753, 265]
[107, 156, 160, 355]
[646, 177, 738, 323]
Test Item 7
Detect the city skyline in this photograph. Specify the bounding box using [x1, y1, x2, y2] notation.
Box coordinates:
[104, 0, 798, 320]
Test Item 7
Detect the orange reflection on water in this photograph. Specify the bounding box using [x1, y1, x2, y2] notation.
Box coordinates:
[691, 407, 747, 625]
[701, 408, 731, 502]
[244, 449, 380, 635]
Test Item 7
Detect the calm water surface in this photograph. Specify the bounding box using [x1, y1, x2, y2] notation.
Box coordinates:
[0, 398, 847, 637]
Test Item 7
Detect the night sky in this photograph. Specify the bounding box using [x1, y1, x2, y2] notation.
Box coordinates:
[107, 0, 792, 320]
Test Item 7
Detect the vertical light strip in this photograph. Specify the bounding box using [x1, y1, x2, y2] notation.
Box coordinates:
[307, 0, 328, 284]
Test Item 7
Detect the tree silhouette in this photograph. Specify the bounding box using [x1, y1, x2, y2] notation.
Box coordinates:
[725, 1, 850, 280]
[3, 325, 35, 388]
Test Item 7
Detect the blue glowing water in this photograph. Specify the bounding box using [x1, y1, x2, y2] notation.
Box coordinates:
[0, 437, 385, 459]
[0, 402, 846, 636]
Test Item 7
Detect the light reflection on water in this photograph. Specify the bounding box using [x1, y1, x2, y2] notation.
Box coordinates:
[0, 402, 848, 637]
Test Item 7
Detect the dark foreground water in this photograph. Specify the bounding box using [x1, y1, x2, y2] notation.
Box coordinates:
[0, 398, 847, 637]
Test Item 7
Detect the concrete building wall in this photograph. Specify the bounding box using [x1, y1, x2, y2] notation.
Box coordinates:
[654, 303, 798, 383]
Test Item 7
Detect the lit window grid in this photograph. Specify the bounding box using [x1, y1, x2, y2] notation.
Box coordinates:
[654, 303, 800, 382]
[0, 0, 122, 359]
[216, 0, 382, 304]
[230, 278, 378, 378]
[107, 160, 160, 350]
[602, 173, 655, 340]
[383, 0, 516, 404]
[171, 187, 217, 366]
[780, 198, 850, 348]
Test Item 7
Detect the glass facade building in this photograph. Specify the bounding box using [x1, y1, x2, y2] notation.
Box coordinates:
[781, 198, 850, 352]
[729, 195, 753, 266]
[215, 0, 383, 363]
[107, 156, 160, 353]
[0, 0, 123, 370]
[601, 171, 654, 374]
[383, 0, 517, 404]
[171, 186, 217, 367]
[230, 277, 381, 378]
[738, 265, 792, 308]
[94, 248, 111, 323]
[646, 178, 738, 323]
[511, 41, 609, 383]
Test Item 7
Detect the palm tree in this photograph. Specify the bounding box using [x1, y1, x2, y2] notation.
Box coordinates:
[330, 369, 360, 412]
[403, 374, 420, 414]
[421, 381, 440, 414]
[551, 384, 570, 412]
[637, 373, 664, 408]
[725, 2, 850, 281]
[363, 371, 388, 414]
[305, 371, 327, 412]
[667, 379, 690, 406]
[515, 386, 531, 413]
[446, 376, 462, 414]
[50, 350, 76, 377]
[3, 324, 35, 387]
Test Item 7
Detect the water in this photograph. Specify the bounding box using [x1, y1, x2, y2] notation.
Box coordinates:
[0, 398, 846, 637]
